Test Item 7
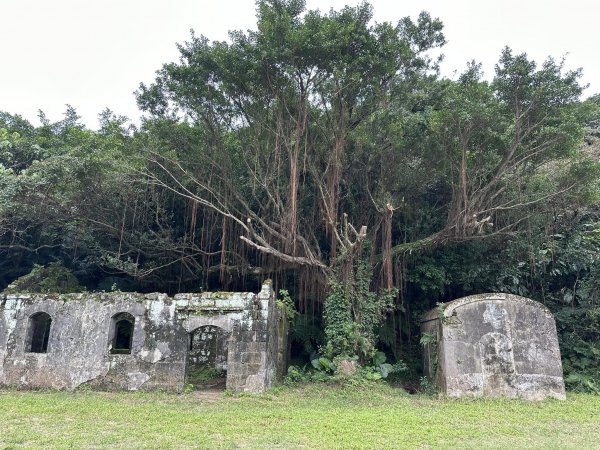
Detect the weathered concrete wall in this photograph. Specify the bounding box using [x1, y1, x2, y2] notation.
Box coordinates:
[421, 294, 566, 400]
[188, 325, 229, 372]
[225, 281, 286, 392]
[0, 281, 286, 393]
[0, 292, 185, 391]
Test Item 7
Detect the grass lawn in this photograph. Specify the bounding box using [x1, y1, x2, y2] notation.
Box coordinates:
[1, 383, 598, 449]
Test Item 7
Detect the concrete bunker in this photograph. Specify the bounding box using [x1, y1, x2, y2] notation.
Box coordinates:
[421, 293, 566, 400]
[0, 281, 288, 393]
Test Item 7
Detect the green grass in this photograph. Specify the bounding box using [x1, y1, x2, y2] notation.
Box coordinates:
[1, 383, 598, 449]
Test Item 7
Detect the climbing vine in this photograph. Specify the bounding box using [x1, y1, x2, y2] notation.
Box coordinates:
[323, 245, 397, 363]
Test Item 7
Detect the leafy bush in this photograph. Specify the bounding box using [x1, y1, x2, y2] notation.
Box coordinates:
[276, 289, 298, 319]
[555, 306, 600, 393]
[284, 365, 332, 385]
[4, 262, 83, 294]
[311, 356, 335, 373]
[285, 351, 408, 387]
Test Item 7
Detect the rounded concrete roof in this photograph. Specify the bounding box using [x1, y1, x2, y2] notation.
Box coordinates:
[421, 293, 552, 323]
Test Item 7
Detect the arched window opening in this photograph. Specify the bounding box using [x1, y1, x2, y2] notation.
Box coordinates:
[111, 312, 135, 354]
[27, 312, 52, 353]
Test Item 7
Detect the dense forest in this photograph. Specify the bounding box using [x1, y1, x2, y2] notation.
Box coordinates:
[1, 0, 599, 391]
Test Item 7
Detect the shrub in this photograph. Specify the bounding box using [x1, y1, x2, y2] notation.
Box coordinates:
[4, 262, 83, 294]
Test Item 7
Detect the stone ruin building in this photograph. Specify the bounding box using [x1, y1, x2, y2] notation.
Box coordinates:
[421, 293, 566, 400]
[0, 281, 287, 393]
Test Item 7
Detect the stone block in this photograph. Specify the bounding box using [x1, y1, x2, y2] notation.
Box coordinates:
[251, 320, 266, 332]
[241, 352, 265, 365]
[240, 331, 258, 343]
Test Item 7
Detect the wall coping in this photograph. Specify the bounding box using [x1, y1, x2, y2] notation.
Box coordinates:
[1, 281, 273, 307]
[421, 293, 553, 323]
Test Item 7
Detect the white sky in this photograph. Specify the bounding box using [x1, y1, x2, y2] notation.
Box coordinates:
[1, 0, 598, 129]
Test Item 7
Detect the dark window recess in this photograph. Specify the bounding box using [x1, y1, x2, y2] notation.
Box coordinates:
[28, 312, 52, 353]
[111, 313, 135, 354]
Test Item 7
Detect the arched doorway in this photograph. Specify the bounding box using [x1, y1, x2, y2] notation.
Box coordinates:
[27, 312, 52, 353]
[110, 312, 135, 354]
[186, 325, 230, 390]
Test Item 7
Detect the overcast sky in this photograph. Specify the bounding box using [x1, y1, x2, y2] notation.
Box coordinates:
[2, 0, 598, 128]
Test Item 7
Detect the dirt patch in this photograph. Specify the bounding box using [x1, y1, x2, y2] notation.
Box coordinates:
[192, 389, 224, 402]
